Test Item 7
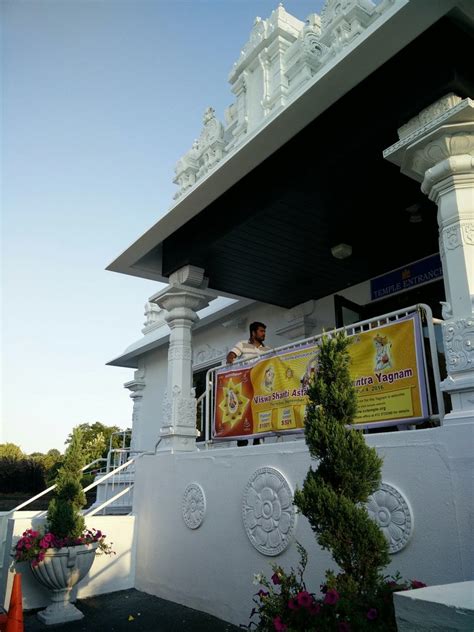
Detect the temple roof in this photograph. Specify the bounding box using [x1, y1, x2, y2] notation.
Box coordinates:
[107, 1, 474, 308]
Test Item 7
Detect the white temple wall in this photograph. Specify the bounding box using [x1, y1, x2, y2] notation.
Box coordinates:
[133, 346, 168, 452]
[132, 423, 473, 627]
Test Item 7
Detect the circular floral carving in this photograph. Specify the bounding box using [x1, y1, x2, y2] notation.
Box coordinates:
[366, 483, 413, 554]
[182, 483, 206, 530]
[242, 467, 295, 556]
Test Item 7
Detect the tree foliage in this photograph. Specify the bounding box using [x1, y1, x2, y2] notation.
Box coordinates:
[294, 332, 390, 598]
[47, 428, 86, 539]
[0, 443, 24, 460]
[65, 422, 128, 463]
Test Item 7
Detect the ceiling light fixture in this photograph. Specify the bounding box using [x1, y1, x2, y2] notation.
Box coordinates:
[331, 243, 352, 259]
[406, 203, 423, 224]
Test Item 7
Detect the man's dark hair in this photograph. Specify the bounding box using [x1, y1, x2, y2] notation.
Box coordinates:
[249, 321, 266, 336]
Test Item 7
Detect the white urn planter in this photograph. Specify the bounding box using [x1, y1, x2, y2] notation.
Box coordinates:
[30, 542, 98, 625]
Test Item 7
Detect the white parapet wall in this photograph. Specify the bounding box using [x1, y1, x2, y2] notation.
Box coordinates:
[394, 581, 474, 631]
[132, 422, 473, 627]
[2, 514, 136, 610]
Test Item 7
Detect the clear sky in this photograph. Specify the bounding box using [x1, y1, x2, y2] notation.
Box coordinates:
[2, 0, 324, 454]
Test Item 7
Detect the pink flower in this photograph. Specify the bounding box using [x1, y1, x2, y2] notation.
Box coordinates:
[411, 580, 427, 589]
[288, 598, 299, 610]
[297, 591, 312, 608]
[273, 616, 287, 631]
[257, 589, 268, 599]
[271, 572, 281, 585]
[367, 608, 378, 620]
[309, 603, 321, 616]
[323, 589, 340, 605]
[338, 622, 351, 632]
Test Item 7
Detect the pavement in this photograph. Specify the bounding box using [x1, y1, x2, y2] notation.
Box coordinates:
[24, 589, 241, 632]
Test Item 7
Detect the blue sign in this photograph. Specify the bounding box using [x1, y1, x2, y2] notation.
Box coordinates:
[371, 254, 443, 301]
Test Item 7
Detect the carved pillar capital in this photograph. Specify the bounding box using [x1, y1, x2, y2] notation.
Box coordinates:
[384, 95, 474, 422]
[151, 270, 211, 451]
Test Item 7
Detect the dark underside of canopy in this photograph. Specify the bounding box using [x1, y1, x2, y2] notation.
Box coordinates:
[140, 17, 474, 308]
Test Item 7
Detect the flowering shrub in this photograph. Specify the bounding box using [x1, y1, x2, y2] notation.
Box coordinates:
[13, 429, 114, 569]
[246, 547, 427, 631]
[13, 527, 114, 567]
[245, 334, 427, 632]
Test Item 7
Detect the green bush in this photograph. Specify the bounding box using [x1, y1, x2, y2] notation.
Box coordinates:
[47, 428, 86, 539]
[293, 332, 390, 597]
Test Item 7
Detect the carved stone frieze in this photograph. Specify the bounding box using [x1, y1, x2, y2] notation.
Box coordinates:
[412, 132, 474, 182]
[142, 302, 165, 334]
[173, 0, 393, 198]
[366, 483, 413, 554]
[320, 0, 377, 53]
[384, 97, 474, 164]
[398, 93, 463, 140]
[242, 467, 295, 556]
[441, 222, 474, 252]
[175, 396, 197, 428]
[193, 344, 226, 368]
[443, 318, 474, 373]
[169, 345, 193, 361]
[182, 483, 206, 529]
[162, 391, 172, 426]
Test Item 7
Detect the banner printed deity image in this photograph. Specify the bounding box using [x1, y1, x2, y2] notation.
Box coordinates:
[300, 351, 319, 389]
[374, 334, 392, 371]
[218, 379, 250, 428]
[262, 364, 275, 393]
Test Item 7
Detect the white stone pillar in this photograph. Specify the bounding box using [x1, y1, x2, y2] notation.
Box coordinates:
[124, 364, 145, 452]
[384, 95, 474, 423]
[152, 266, 211, 450]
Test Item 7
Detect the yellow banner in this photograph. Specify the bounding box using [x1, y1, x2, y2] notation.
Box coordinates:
[348, 316, 426, 425]
[213, 314, 427, 440]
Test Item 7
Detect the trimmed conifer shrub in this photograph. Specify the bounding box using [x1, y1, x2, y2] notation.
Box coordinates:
[46, 428, 86, 539]
[294, 331, 390, 599]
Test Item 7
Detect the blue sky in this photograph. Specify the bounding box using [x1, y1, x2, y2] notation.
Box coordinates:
[2, 0, 324, 454]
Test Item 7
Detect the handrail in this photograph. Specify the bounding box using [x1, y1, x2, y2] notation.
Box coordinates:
[3, 458, 108, 516]
[84, 487, 133, 517]
[80, 438, 164, 516]
[196, 391, 206, 438]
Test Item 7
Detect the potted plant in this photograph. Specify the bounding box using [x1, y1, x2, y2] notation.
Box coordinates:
[13, 429, 113, 625]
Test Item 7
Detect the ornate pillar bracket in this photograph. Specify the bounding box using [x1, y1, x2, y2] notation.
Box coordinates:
[151, 266, 211, 451]
[384, 94, 474, 422]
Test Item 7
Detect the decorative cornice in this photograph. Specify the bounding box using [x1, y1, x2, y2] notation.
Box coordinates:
[397, 93, 463, 140]
[383, 97, 474, 165]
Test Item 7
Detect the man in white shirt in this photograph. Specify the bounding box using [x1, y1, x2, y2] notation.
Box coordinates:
[226, 321, 270, 445]
[226, 321, 269, 364]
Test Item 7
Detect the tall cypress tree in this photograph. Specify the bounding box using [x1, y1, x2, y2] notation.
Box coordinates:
[47, 428, 86, 539]
[294, 332, 390, 598]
